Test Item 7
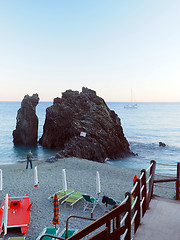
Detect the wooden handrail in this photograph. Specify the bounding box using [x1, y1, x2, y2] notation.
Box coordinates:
[153, 162, 180, 200]
[147, 160, 156, 207]
[134, 178, 141, 233]
[154, 178, 178, 183]
[131, 181, 138, 194]
[66, 194, 131, 240]
[146, 162, 154, 172]
[65, 215, 95, 239]
[125, 192, 131, 240]
[139, 171, 144, 180]
[141, 169, 147, 216]
[154, 184, 175, 189]
[176, 162, 180, 200]
[156, 162, 176, 166]
[154, 173, 175, 178]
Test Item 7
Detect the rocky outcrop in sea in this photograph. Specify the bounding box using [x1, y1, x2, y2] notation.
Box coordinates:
[39, 87, 133, 162]
[13, 93, 39, 145]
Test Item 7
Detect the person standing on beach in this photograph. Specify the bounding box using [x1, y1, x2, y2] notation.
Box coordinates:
[26, 150, 33, 169]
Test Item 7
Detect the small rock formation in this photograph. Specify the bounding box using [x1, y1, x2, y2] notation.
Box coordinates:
[39, 87, 134, 162]
[13, 94, 39, 145]
[159, 142, 166, 147]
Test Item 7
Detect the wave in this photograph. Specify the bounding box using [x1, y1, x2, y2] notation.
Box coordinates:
[108, 141, 180, 175]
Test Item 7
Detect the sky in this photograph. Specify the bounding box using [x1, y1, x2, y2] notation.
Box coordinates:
[0, 0, 180, 102]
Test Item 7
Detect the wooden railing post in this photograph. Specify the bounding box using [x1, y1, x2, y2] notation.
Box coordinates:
[150, 160, 156, 200]
[105, 220, 111, 238]
[147, 160, 156, 208]
[141, 169, 147, 217]
[125, 192, 131, 240]
[176, 162, 180, 200]
[112, 205, 120, 240]
[134, 178, 141, 233]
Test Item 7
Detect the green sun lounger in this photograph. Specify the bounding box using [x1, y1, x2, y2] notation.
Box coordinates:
[48, 189, 74, 202]
[58, 228, 79, 239]
[61, 192, 85, 208]
[102, 195, 121, 212]
[36, 227, 59, 240]
[82, 194, 99, 213]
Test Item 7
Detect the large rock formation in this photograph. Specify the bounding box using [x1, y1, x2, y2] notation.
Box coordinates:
[13, 94, 39, 145]
[39, 87, 133, 162]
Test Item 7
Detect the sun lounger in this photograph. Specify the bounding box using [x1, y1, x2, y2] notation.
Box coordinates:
[48, 189, 74, 202]
[61, 192, 85, 208]
[36, 227, 59, 240]
[102, 195, 121, 211]
[58, 228, 79, 239]
[8, 238, 25, 240]
[82, 194, 99, 213]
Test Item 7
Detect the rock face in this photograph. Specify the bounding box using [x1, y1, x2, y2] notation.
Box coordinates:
[39, 87, 133, 162]
[159, 142, 166, 147]
[13, 94, 39, 145]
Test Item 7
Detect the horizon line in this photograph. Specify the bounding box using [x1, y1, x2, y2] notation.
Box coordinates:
[1, 100, 180, 103]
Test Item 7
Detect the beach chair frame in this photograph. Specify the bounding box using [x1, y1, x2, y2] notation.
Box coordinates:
[48, 189, 74, 202]
[82, 194, 99, 213]
[58, 228, 79, 239]
[61, 192, 85, 209]
[8, 238, 25, 240]
[36, 227, 59, 240]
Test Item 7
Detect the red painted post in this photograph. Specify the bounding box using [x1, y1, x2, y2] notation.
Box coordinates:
[176, 162, 180, 200]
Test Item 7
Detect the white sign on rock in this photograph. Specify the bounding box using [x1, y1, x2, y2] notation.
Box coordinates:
[80, 132, 87, 137]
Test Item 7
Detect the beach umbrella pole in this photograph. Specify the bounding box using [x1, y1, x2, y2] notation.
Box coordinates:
[52, 194, 60, 234]
[96, 171, 101, 197]
[62, 169, 67, 193]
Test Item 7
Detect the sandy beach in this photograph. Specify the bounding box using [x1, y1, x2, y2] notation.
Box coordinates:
[0, 157, 175, 239]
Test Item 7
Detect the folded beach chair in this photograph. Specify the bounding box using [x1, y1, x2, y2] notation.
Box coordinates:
[102, 195, 121, 212]
[36, 227, 59, 240]
[8, 238, 25, 240]
[61, 192, 86, 208]
[48, 189, 74, 202]
[82, 194, 99, 213]
[58, 228, 79, 239]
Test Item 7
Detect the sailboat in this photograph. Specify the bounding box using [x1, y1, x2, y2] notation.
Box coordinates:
[124, 89, 137, 109]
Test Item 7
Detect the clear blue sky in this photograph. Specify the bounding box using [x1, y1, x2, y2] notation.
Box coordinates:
[0, 0, 180, 102]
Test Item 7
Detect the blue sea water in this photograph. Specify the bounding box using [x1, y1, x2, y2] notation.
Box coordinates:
[107, 102, 180, 175]
[0, 101, 180, 174]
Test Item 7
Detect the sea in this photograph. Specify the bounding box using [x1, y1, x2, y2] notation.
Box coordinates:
[0, 101, 180, 175]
